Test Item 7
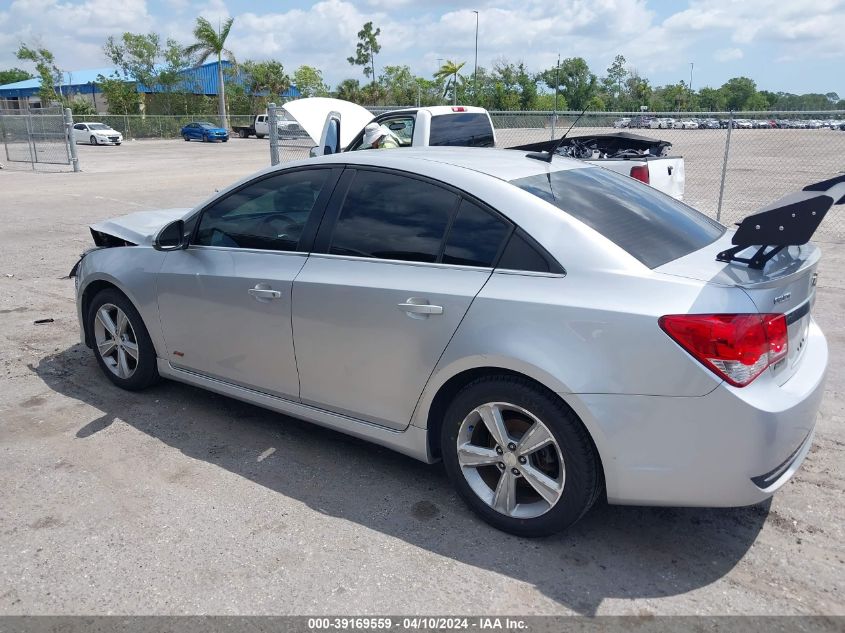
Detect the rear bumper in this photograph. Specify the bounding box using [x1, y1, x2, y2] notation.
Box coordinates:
[572, 319, 827, 507]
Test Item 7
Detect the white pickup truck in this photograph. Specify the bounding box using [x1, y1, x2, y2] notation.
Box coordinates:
[282, 98, 496, 156]
[510, 132, 685, 200]
[231, 113, 305, 139]
[283, 99, 683, 200]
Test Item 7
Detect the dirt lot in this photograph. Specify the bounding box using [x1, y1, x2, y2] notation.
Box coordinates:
[0, 139, 843, 616]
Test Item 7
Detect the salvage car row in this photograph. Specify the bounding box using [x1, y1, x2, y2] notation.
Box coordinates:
[616, 116, 845, 130]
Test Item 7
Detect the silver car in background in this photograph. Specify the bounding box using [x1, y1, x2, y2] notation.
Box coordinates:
[71, 148, 829, 536]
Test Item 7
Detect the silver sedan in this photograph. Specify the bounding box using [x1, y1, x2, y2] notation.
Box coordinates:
[71, 148, 829, 536]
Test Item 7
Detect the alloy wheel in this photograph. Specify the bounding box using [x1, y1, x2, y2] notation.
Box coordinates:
[456, 402, 565, 519]
[93, 303, 139, 379]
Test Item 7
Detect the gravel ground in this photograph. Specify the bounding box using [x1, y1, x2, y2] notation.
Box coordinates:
[0, 139, 843, 616]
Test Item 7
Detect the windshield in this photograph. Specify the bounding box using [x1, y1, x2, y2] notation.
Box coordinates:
[88, 123, 110, 130]
[198, 122, 216, 128]
[511, 167, 724, 268]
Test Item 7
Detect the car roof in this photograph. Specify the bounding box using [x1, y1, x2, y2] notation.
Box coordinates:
[307, 147, 590, 183]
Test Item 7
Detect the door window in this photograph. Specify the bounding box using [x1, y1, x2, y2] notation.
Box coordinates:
[74, 124, 86, 130]
[195, 169, 331, 251]
[329, 170, 457, 263]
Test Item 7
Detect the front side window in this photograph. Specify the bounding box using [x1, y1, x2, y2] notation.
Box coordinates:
[329, 170, 458, 263]
[195, 169, 330, 251]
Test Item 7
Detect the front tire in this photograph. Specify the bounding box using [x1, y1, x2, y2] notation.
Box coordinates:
[441, 376, 601, 537]
[87, 288, 159, 391]
[90, 135, 98, 145]
[255, 133, 265, 139]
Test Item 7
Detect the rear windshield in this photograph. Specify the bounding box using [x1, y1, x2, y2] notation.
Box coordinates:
[429, 113, 494, 148]
[511, 167, 724, 268]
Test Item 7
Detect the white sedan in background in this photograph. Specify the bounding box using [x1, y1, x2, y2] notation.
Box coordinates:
[73, 122, 123, 145]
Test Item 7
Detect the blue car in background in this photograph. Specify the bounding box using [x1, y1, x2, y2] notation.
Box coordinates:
[181, 121, 229, 143]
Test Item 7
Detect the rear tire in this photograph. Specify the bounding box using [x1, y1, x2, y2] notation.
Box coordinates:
[441, 375, 601, 537]
[87, 288, 160, 391]
[183, 134, 190, 141]
[238, 129, 248, 138]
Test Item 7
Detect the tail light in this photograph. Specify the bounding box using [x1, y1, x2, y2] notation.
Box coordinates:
[659, 314, 788, 387]
[630, 165, 650, 184]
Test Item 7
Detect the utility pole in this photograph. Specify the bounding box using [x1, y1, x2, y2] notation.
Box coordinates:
[689, 62, 694, 110]
[551, 54, 560, 140]
[473, 10, 479, 102]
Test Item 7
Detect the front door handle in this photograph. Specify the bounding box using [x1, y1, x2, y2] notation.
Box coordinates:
[398, 298, 443, 318]
[249, 285, 281, 302]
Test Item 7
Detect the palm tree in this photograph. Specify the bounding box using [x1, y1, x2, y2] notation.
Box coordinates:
[434, 60, 466, 105]
[184, 16, 236, 129]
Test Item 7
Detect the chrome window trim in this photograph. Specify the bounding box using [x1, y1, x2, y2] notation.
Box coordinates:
[187, 245, 309, 257]
[493, 268, 567, 279]
[307, 251, 493, 273]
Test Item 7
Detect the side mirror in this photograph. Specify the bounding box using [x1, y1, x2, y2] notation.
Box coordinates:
[153, 219, 186, 251]
[309, 146, 319, 158]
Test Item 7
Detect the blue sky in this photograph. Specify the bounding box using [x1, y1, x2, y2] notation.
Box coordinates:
[1, 0, 842, 96]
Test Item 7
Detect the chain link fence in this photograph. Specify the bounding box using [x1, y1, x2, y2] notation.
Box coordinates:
[0, 107, 74, 168]
[37, 109, 843, 240]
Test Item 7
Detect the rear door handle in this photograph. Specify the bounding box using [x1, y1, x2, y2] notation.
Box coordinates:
[398, 298, 443, 317]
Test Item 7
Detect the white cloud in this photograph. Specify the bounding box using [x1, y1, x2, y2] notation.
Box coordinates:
[0, 0, 842, 93]
[714, 48, 743, 62]
[0, 0, 152, 71]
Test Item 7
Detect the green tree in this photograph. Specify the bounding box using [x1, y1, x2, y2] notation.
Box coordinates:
[542, 57, 596, 111]
[379, 65, 417, 105]
[601, 54, 628, 109]
[626, 72, 651, 110]
[335, 78, 361, 102]
[347, 21, 381, 86]
[293, 65, 329, 98]
[744, 92, 770, 111]
[16, 44, 64, 106]
[103, 33, 190, 114]
[697, 86, 726, 111]
[435, 60, 466, 105]
[720, 77, 757, 111]
[96, 73, 141, 114]
[242, 60, 289, 99]
[68, 95, 96, 116]
[0, 67, 33, 85]
[184, 16, 236, 128]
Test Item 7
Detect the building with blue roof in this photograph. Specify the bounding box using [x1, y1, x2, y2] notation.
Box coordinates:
[0, 61, 301, 111]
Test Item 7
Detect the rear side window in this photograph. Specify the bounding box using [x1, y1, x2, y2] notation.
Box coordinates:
[497, 229, 559, 273]
[329, 170, 458, 263]
[429, 113, 495, 148]
[511, 167, 724, 268]
[443, 199, 510, 267]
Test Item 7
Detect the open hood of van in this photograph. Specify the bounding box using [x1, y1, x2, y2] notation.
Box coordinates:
[282, 98, 374, 149]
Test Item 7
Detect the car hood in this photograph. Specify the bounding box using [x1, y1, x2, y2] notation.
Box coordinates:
[282, 97, 373, 147]
[90, 208, 191, 246]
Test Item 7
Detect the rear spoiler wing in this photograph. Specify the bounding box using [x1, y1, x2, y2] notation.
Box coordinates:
[717, 174, 845, 269]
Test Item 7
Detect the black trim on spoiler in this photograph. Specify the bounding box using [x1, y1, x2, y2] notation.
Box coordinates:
[717, 176, 845, 269]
